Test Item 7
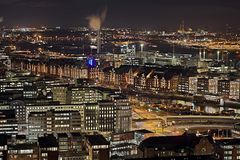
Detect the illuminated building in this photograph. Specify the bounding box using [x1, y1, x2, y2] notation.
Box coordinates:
[215, 138, 240, 160]
[7, 143, 39, 160]
[38, 134, 59, 160]
[85, 135, 110, 160]
[197, 59, 213, 73]
[25, 99, 130, 134]
[170, 75, 180, 92]
[124, 57, 143, 66]
[229, 80, 240, 101]
[25, 98, 131, 134]
[218, 80, 230, 98]
[0, 52, 11, 70]
[102, 67, 116, 86]
[208, 78, 219, 95]
[0, 110, 18, 137]
[70, 133, 83, 153]
[84, 103, 99, 131]
[99, 100, 116, 133]
[113, 53, 126, 68]
[134, 73, 147, 90]
[1, 100, 27, 124]
[110, 130, 153, 158]
[120, 45, 136, 57]
[73, 99, 131, 133]
[0, 81, 24, 93]
[150, 75, 160, 92]
[76, 78, 95, 87]
[57, 133, 69, 153]
[114, 97, 132, 133]
[25, 104, 85, 120]
[66, 87, 103, 104]
[189, 77, 198, 94]
[10, 57, 90, 79]
[51, 85, 68, 104]
[28, 110, 81, 141]
[57, 133, 86, 160]
[178, 76, 189, 93]
[23, 86, 38, 99]
[197, 77, 209, 95]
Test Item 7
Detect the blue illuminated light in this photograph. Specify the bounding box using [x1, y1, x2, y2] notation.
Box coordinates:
[87, 56, 97, 68]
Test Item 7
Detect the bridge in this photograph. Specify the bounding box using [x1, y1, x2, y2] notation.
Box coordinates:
[164, 115, 240, 126]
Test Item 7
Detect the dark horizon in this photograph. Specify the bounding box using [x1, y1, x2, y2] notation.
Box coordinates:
[0, 0, 240, 32]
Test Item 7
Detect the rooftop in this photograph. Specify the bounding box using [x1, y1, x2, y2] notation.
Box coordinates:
[215, 138, 240, 146]
[139, 133, 213, 151]
[38, 134, 58, 148]
[86, 135, 110, 146]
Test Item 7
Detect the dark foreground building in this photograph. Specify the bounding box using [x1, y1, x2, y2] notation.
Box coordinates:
[215, 138, 240, 160]
[85, 135, 110, 160]
[136, 133, 216, 159]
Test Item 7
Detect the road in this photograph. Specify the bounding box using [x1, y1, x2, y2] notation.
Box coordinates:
[132, 106, 238, 135]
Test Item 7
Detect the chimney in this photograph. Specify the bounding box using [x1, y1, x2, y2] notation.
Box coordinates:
[97, 30, 101, 54]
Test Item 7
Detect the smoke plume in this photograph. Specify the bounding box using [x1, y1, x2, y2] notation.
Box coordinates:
[87, 15, 101, 31]
[0, 17, 3, 23]
[87, 7, 107, 31]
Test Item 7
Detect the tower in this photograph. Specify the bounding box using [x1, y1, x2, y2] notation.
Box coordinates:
[182, 20, 185, 32]
[97, 29, 101, 54]
[179, 20, 185, 33]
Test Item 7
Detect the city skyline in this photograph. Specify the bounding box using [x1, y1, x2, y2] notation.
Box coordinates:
[0, 0, 240, 31]
[1, 1, 240, 160]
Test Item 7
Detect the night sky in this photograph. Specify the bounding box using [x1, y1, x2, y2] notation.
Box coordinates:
[0, 0, 240, 31]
